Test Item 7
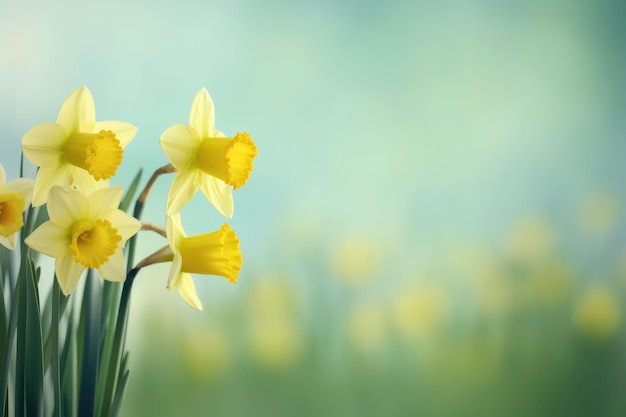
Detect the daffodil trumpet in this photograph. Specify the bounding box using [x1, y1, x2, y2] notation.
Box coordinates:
[22, 86, 137, 206]
[25, 185, 141, 295]
[160, 88, 258, 217]
[165, 213, 243, 310]
[0, 164, 34, 250]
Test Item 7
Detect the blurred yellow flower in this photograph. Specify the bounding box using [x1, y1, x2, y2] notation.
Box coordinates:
[25, 186, 140, 294]
[506, 215, 555, 264]
[573, 285, 621, 342]
[165, 214, 242, 310]
[579, 190, 619, 236]
[329, 238, 381, 286]
[528, 261, 570, 308]
[392, 285, 447, 340]
[346, 301, 387, 356]
[248, 278, 295, 317]
[0, 164, 34, 250]
[22, 86, 137, 206]
[182, 327, 231, 381]
[160, 88, 257, 217]
[249, 317, 301, 371]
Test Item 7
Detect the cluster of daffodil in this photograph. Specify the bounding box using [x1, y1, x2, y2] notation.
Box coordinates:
[0, 86, 256, 417]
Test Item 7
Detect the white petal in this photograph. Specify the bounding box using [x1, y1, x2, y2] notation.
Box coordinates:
[200, 175, 234, 218]
[47, 186, 84, 227]
[94, 121, 137, 148]
[21, 123, 66, 167]
[25, 221, 69, 257]
[103, 209, 141, 241]
[0, 233, 17, 250]
[159, 123, 199, 171]
[98, 248, 126, 282]
[55, 253, 86, 295]
[189, 88, 215, 138]
[166, 169, 200, 215]
[85, 186, 122, 219]
[0, 164, 5, 185]
[177, 273, 203, 311]
[31, 163, 72, 207]
[5, 178, 35, 206]
[56, 86, 95, 134]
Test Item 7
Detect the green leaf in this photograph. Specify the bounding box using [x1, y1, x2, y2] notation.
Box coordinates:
[61, 307, 77, 417]
[97, 270, 137, 417]
[95, 281, 121, 415]
[0, 263, 20, 417]
[24, 257, 44, 417]
[78, 270, 101, 417]
[51, 279, 62, 417]
[119, 169, 142, 213]
[108, 369, 130, 417]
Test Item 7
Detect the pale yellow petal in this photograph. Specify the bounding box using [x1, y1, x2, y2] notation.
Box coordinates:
[5, 178, 35, 207]
[56, 86, 95, 134]
[166, 169, 200, 215]
[93, 121, 137, 148]
[31, 163, 72, 207]
[103, 209, 141, 241]
[70, 168, 107, 196]
[177, 273, 203, 311]
[21, 122, 66, 167]
[85, 186, 123, 219]
[0, 164, 5, 185]
[165, 212, 186, 248]
[47, 186, 84, 227]
[167, 254, 183, 290]
[200, 175, 234, 218]
[55, 253, 86, 295]
[189, 88, 215, 138]
[159, 123, 199, 171]
[25, 221, 69, 257]
[0, 234, 17, 250]
[98, 248, 126, 282]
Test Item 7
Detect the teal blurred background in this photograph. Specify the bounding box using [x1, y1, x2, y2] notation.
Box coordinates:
[2, 0, 626, 415]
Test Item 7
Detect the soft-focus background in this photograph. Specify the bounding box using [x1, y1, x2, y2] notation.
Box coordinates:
[2, 0, 626, 416]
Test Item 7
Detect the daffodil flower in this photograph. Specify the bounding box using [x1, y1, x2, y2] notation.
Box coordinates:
[22, 86, 137, 206]
[0, 164, 34, 250]
[160, 88, 257, 217]
[165, 213, 242, 310]
[25, 185, 141, 295]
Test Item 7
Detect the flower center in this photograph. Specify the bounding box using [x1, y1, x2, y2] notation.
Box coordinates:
[70, 219, 121, 268]
[0, 192, 25, 237]
[180, 223, 242, 282]
[63, 130, 123, 180]
[195, 132, 258, 189]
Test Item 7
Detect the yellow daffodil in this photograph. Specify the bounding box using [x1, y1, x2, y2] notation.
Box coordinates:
[0, 164, 34, 250]
[25, 185, 141, 295]
[165, 213, 242, 310]
[160, 88, 257, 217]
[22, 86, 137, 206]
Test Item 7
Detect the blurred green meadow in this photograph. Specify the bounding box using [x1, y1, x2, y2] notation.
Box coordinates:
[2, 0, 626, 416]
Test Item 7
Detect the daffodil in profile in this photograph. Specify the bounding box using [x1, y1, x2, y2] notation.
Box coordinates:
[0, 164, 34, 250]
[25, 186, 141, 295]
[22, 86, 137, 206]
[165, 213, 242, 310]
[160, 88, 257, 217]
